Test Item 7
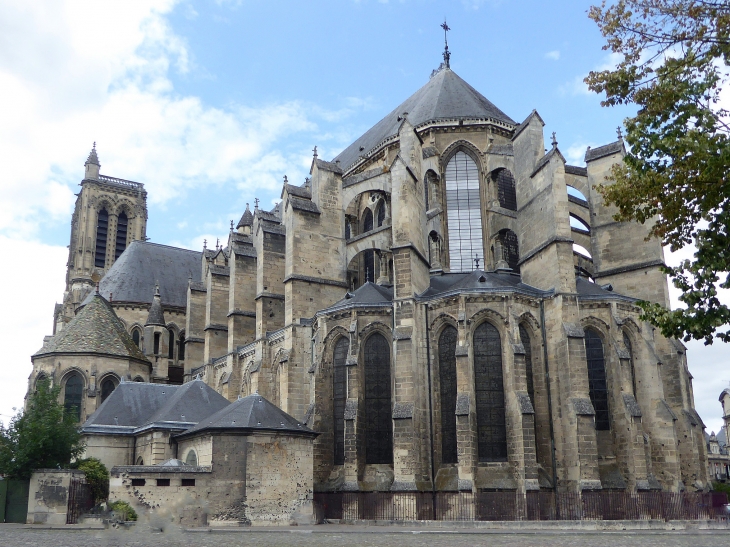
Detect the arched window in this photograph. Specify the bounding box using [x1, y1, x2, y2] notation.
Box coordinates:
[168, 329, 175, 359]
[94, 208, 109, 268]
[473, 322, 507, 462]
[135, 456, 144, 465]
[333, 337, 348, 465]
[100, 377, 117, 403]
[364, 333, 392, 464]
[178, 333, 186, 361]
[115, 211, 128, 260]
[35, 373, 48, 391]
[133, 376, 144, 382]
[132, 329, 141, 348]
[376, 201, 385, 227]
[438, 326, 458, 464]
[185, 449, 198, 466]
[494, 169, 517, 211]
[585, 329, 610, 430]
[623, 331, 637, 397]
[445, 151, 483, 272]
[519, 325, 534, 405]
[64, 373, 83, 422]
[363, 250, 375, 284]
[153, 332, 160, 355]
[345, 219, 351, 240]
[363, 209, 373, 232]
[498, 229, 520, 273]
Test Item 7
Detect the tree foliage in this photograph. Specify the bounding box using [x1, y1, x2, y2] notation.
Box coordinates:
[0, 380, 85, 479]
[586, 0, 730, 344]
[71, 457, 109, 504]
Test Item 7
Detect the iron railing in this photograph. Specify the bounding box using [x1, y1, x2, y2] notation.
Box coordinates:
[66, 478, 94, 524]
[313, 491, 728, 523]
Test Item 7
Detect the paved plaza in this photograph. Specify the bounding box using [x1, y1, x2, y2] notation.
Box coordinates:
[1, 525, 730, 547]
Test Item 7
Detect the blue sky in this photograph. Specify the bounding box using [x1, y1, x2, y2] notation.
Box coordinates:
[0, 0, 727, 434]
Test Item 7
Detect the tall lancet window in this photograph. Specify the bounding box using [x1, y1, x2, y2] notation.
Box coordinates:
[94, 208, 109, 268]
[333, 337, 348, 465]
[445, 151, 483, 271]
[115, 211, 128, 260]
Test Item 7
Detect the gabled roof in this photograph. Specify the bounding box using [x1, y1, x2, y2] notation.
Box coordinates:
[177, 393, 317, 438]
[585, 140, 625, 162]
[418, 270, 547, 300]
[80, 379, 229, 435]
[34, 294, 148, 362]
[333, 68, 515, 172]
[320, 282, 393, 314]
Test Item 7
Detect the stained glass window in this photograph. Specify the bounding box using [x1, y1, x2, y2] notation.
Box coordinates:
[499, 229, 520, 273]
[585, 329, 610, 430]
[439, 326, 458, 464]
[519, 325, 534, 405]
[364, 333, 392, 464]
[64, 373, 83, 422]
[445, 152, 483, 272]
[495, 169, 517, 211]
[363, 209, 373, 232]
[100, 377, 116, 403]
[377, 202, 385, 227]
[333, 337, 348, 465]
[474, 322, 507, 462]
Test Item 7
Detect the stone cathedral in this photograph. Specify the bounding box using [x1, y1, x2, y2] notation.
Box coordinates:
[29, 59, 710, 497]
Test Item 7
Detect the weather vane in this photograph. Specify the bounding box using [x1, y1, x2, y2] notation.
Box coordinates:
[441, 20, 451, 68]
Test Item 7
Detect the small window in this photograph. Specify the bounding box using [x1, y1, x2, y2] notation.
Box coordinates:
[168, 329, 175, 359]
[156, 478, 170, 487]
[185, 449, 198, 466]
[132, 329, 141, 348]
[131, 478, 145, 486]
[363, 209, 373, 232]
[178, 334, 185, 361]
[100, 377, 117, 403]
[181, 478, 195, 487]
[376, 202, 385, 227]
[153, 332, 160, 355]
[63, 373, 83, 422]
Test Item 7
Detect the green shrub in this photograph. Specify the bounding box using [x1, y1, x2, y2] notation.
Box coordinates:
[71, 457, 109, 504]
[108, 500, 138, 521]
[712, 481, 730, 495]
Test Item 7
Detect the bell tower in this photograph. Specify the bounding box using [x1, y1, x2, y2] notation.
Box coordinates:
[58, 144, 148, 331]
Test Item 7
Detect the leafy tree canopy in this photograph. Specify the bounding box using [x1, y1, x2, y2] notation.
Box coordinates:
[71, 457, 109, 504]
[586, 0, 730, 344]
[0, 380, 85, 479]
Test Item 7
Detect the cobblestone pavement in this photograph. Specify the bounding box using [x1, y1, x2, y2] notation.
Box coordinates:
[1, 525, 730, 547]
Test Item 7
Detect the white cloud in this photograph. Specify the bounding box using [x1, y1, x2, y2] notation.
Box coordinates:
[564, 142, 594, 166]
[545, 50, 560, 61]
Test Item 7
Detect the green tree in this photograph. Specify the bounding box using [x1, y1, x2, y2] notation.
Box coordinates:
[71, 458, 109, 504]
[585, 0, 730, 344]
[0, 380, 85, 479]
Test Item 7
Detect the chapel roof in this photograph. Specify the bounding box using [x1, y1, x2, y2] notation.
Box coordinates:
[333, 67, 515, 172]
[87, 241, 202, 309]
[34, 293, 147, 362]
[324, 282, 394, 312]
[80, 379, 229, 435]
[177, 393, 317, 438]
[419, 270, 547, 300]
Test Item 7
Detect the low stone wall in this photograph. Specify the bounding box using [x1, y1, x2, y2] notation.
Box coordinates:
[27, 469, 86, 525]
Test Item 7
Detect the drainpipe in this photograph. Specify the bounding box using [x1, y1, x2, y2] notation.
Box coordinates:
[540, 300, 559, 514]
[425, 304, 437, 519]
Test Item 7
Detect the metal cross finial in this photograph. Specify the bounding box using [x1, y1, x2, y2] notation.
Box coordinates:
[617, 126, 623, 140]
[441, 20, 451, 68]
[216, 238, 220, 250]
[283, 175, 288, 184]
[551, 132, 558, 148]
[230, 220, 234, 231]
[312, 145, 318, 158]
[203, 239, 207, 250]
[254, 198, 260, 209]
[474, 254, 481, 269]
[93, 141, 96, 150]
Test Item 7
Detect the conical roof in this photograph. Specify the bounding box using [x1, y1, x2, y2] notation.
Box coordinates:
[333, 67, 515, 172]
[145, 284, 166, 326]
[34, 293, 147, 362]
[177, 393, 317, 438]
[237, 203, 254, 228]
[85, 143, 99, 166]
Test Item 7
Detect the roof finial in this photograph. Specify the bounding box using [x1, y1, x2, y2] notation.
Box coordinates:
[93, 141, 96, 150]
[474, 254, 481, 270]
[551, 132, 558, 148]
[441, 20, 451, 68]
[283, 175, 288, 184]
[312, 145, 318, 159]
[617, 126, 623, 140]
[230, 220, 234, 232]
[254, 198, 260, 210]
[203, 239, 207, 250]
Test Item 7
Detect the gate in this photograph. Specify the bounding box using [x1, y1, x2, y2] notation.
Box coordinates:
[0, 479, 30, 523]
[66, 477, 93, 524]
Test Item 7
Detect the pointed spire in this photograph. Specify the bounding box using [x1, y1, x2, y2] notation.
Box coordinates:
[85, 142, 99, 166]
[237, 203, 254, 229]
[145, 283, 166, 326]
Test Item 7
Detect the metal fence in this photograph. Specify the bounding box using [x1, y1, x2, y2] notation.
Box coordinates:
[66, 477, 94, 525]
[313, 491, 729, 523]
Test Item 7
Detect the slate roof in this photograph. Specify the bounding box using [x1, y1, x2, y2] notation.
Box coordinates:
[419, 270, 548, 300]
[575, 277, 636, 302]
[585, 140, 625, 162]
[333, 68, 515, 172]
[237, 204, 254, 228]
[88, 241, 202, 309]
[34, 294, 148, 362]
[320, 282, 393, 314]
[80, 379, 229, 435]
[145, 286, 166, 326]
[177, 393, 317, 438]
